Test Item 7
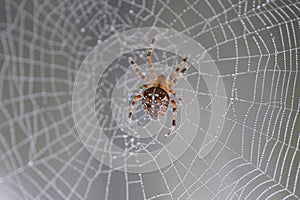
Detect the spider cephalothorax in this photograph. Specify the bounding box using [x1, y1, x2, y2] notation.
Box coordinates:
[128, 35, 191, 136]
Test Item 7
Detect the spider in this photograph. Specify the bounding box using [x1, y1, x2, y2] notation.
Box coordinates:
[128, 36, 191, 136]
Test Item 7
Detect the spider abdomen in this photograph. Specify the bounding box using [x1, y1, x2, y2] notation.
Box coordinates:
[142, 87, 169, 120]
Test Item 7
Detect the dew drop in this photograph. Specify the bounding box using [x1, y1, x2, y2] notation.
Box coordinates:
[28, 161, 34, 167]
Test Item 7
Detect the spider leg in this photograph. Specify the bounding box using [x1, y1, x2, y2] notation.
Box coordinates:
[165, 97, 177, 137]
[146, 36, 157, 78]
[133, 84, 151, 94]
[169, 56, 188, 82]
[129, 57, 152, 83]
[128, 94, 143, 124]
[169, 63, 191, 87]
[139, 84, 151, 90]
[167, 89, 184, 105]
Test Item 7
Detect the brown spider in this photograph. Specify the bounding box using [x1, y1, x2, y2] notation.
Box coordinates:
[128, 36, 191, 136]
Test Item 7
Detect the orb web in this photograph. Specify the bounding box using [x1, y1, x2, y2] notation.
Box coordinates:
[0, 0, 299, 200]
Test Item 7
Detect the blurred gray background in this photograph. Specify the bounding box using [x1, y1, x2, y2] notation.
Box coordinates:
[0, 0, 299, 199]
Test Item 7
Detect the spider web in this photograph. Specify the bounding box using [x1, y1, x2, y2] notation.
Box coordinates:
[0, 0, 299, 199]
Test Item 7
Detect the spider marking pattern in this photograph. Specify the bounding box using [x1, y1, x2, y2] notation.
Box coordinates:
[128, 35, 191, 136]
